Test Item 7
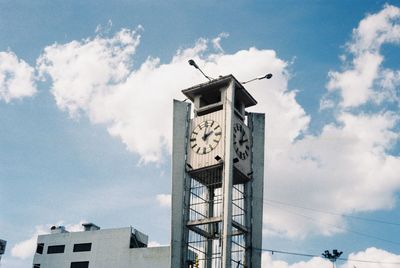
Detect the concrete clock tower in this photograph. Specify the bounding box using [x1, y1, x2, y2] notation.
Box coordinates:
[171, 75, 265, 268]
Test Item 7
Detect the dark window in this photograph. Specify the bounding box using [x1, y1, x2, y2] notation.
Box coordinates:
[73, 243, 92, 252]
[33, 264, 40, 268]
[47, 245, 65, 254]
[70, 261, 89, 268]
[199, 92, 221, 107]
[36, 243, 44, 254]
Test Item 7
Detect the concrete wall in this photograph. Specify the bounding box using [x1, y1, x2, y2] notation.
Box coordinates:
[33, 227, 170, 268]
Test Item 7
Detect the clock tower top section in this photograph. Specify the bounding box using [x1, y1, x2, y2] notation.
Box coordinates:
[182, 74, 257, 119]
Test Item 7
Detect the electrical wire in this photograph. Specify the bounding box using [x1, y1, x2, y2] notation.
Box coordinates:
[256, 248, 400, 265]
[264, 203, 400, 246]
[170, 238, 400, 265]
[264, 198, 400, 226]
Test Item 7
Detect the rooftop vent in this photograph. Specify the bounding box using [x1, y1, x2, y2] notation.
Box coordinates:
[82, 223, 100, 231]
[50, 226, 68, 234]
[0, 239, 6, 255]
[129, 228, 148, 248]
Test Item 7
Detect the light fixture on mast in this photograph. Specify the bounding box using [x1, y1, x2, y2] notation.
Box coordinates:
[188, 59, 213, 81]
[241, 73, 273, 84]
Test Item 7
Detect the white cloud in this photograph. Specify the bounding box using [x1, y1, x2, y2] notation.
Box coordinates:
[11, 221, 86, 260]
[156, 194, 171, 208]
[11, 225, 47, 260]
[261, 4, 400, 238]
[212, 32, 229, 52]
[349, 4, 400, 53]
[327, 51, 382, 107]
[262, 248, 400, 268]
[65, 221, 86, 232]
[340, 247, 400, 268]
[265, 111, 400, 237]
[325, 4, 400, 108]
[37, 30, 295, 164]
[262, 253, 329, 268]
[262, 5, 400, 238]
[147, 240, 162, 247]
[0, 51, 36, 102]
[37, 28, 141, 118]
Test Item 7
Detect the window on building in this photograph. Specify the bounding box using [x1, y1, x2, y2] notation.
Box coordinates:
[70, 261, 89, 268]
[47, 245, 65, 254]
[33, 264, 40, 268]
[36, 243, 44, 254]
[73, 243, 92, 252]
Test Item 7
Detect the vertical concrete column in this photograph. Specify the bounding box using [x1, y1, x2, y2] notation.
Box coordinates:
[221, 81, 235, 268]
[171, 100, 191, 268]
[206, 187, 214, 268]
[248, 113, 265, 268]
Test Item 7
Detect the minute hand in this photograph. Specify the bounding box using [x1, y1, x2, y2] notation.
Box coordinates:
[204, 131, 214, 140]
[239, 139, 248, 145]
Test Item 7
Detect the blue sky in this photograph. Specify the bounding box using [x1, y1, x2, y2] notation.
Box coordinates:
[1, 1, 400, 267]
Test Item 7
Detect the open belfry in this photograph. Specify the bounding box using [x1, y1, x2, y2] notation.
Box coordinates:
[171, 75, 265, 268]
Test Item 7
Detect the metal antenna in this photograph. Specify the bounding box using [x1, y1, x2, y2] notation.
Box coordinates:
[188, 59, 213, 81]
[241, 73, 273, 84]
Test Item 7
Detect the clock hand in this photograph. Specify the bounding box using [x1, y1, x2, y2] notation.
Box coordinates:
[204, 130, 214, 140]
[202, 126, 208, 141]
[239, 139, 248, 145]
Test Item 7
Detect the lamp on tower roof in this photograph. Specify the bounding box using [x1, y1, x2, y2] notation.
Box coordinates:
[241, 73, 273, 84]
[188, 59, 213, 81]
[188, 58, 273, 86]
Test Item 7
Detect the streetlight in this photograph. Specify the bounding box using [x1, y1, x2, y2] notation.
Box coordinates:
[322, 249, 343, 268]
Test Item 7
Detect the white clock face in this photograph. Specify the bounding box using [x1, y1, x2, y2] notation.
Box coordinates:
[233, 123, 250, 160]
[190, 120, 222, 155]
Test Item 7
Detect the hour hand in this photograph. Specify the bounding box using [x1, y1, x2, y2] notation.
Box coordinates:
[204, 130, 213, 140]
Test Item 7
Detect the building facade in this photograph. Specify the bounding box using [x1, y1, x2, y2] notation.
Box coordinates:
[32, 223, 169, 268]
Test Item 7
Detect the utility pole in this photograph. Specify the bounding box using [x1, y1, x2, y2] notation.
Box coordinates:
[322, 249, 343, 268]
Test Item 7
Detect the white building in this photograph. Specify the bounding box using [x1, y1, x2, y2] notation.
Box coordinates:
[32, 223, 169, 268]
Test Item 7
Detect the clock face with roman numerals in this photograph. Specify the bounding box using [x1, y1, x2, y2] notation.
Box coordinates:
[190, 120, 222, 155]
[233, 123, 250, 160]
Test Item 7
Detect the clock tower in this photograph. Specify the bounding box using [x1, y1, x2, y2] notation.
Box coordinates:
[171, 75, 265, 268]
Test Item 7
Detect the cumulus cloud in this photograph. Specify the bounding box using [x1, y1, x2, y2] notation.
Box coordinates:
[265, 111, 400, 237]
[325, 4, 400, 108]
[37, 28, 141, 117]
[262, 253, 329, 268]
[65, 221, 86, 232]
[0, 51, 36, 102]
[37, 29, 293, 163]
[265, 4, 400, 238]
[11, 220, 86, 260]
[148, 240, 162, 247]
[261, 248, 400, 268]
[11, 225, 48, 260]
[212, 32, 229, 52]
[340, 247, 400, 268]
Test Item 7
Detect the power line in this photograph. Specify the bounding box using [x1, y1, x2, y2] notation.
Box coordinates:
[256, 248, 400, 265]
[264, 203, 400, 246]
[264, 198, 400, 226]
